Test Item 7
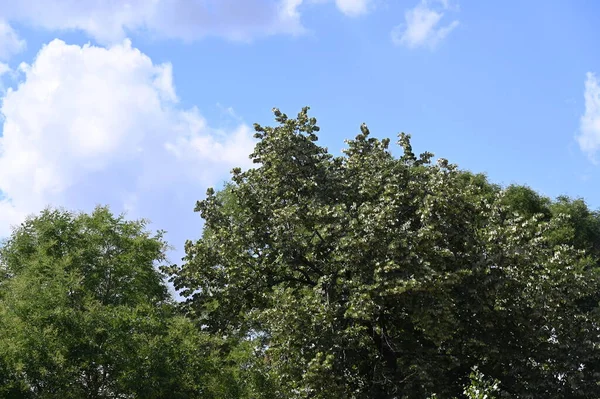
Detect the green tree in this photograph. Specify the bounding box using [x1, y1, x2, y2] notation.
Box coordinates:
[170, 107, 600, 398]
[0, 206, 235, 398]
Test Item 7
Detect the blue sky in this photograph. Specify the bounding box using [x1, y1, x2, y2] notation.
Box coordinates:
[0, 0, 599, 261]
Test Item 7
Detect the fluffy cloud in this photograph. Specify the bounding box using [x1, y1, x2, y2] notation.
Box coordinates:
[308, 0, 372, 16]
[0, 0, 376, 45]
[0, 0, 305, 44]
[0, 20, 25, 60]
[334, 0, 372, 16]
[577, 72, 600, 160]
[391, 0, 459, 49]
[0, 40, 254, 248]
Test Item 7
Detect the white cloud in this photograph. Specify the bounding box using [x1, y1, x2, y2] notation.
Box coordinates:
[0, 20, 25, 60]
[0, 0, 306, 44]
[0, 62, 9, 76]
[391, 0, 459, 49]
[307, 0, 372, 16]
[577, 72, 600, 160]
[0, 0, 377, 44]
[334, 0, 371, 16]
[0, 39, 254, 246]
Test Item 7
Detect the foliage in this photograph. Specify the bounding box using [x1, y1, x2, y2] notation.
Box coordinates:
[3, 108, 600, 398]
[169, 107, 600, 398]
[0, 207, 237, 398]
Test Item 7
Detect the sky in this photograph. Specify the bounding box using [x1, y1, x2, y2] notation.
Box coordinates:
[0, 0, 600, 264]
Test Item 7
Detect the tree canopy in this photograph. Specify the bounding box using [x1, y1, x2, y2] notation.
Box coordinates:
[3, 108, 600, 398]
[0, 207, 241, 398]
[168, 107, 600, 398]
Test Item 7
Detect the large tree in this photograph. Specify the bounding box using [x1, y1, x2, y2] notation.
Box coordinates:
[0, 206, 238, 398]
[170, 107, 600, 398]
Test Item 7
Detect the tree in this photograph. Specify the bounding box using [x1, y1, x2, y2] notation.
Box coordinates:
[169, 107, 600, 398]
[0, 206, 235, 398]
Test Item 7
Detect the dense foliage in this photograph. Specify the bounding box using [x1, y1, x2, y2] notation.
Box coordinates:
[3, 108, 600, 398]
[0, 207, 243, 398]
[170, 108, 600, 398]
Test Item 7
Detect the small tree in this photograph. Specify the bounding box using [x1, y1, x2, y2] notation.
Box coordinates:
[0, 206, 231, 398]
